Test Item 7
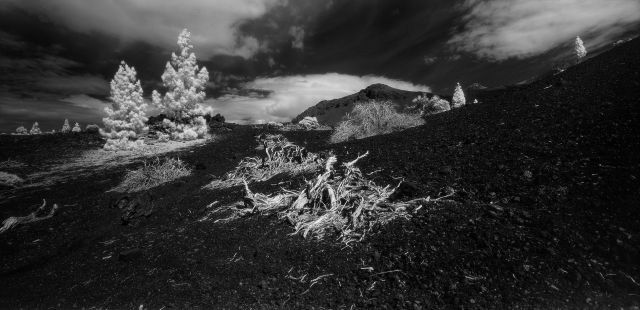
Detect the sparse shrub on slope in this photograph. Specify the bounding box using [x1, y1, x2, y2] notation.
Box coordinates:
[102, 61, 148, 151]
[451, 82, 466, 108]
[330, 100, 424, 143]
[29, 122, 41, 135]
[85, 124, 100, 134]
[15, 126, 27, 135]
[0, 171, 23, 188]
[206, 134, 321, 190]
[61, 119, 71, 133]
[72, 122, 81, 133]
[412, 94, 451, 115]
[111, 157, 191, 193]
[152, 29, 209, 141]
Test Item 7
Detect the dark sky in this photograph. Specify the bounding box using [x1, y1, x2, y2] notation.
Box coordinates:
[1, 0, 639, 131]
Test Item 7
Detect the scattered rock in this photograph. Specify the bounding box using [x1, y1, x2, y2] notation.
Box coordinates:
[389, 181, 420, 200]
[113, 193, 155, 226]
[438, 166, 452, 175]
[118, 248, 142, 262]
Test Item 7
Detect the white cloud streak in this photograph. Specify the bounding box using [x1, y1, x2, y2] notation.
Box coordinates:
[207, 73, 431, 124]
[449, 0, 640, 61]
[2, 0, 284, 59]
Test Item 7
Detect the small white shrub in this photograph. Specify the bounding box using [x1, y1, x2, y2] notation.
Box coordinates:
[103, 137, 145, 151]
[29, 122, 41, 135]
[298, 116, 321, 129]
[111, 157, 192, 193]
[72, 122, 81, 133]
[61, 119, 71, 133]
[0, 171, 23, 188]
[151, 29, 209, 141]
[451, 82, 466, 108]
[412, 94, 451, 115]
[15, 126, 27, 135]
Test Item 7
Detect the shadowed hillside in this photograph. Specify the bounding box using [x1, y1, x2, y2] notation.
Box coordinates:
[0, 37, 639, 309]
[292, 83, 437, 126]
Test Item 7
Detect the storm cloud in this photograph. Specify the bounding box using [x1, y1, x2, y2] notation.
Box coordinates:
[449, 0, 640, 61]
[1, 0, 284, 59]
[209, 73, 431, 124]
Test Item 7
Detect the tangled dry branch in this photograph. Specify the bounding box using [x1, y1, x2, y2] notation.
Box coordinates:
[0, 199, 58, 234]
[208, 151, 451, 244]
[206, 134, 321, 190]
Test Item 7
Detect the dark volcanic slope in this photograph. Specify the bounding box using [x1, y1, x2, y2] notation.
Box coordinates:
[0, 38, 639, 309]
[292, 83, 433, 126]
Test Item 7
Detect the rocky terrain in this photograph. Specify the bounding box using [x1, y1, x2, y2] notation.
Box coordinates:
[0, 37, 639, 309]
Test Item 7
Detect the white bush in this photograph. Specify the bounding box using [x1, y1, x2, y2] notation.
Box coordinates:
[15, 126, 27, 135]
[102, 61, 148, 150]
[61, 119, 71, 133]
[29, 122, 41, 135]
[574, 36, 587, 60]
[152, 29, 209, 141]
[72, 122, 81, 133]
[330, 100, 424, 143]
[412, 94, 451, 115]
[451, 82, 466, 108]
[103, 137, 145, 151]
[298, 116, 321, 129]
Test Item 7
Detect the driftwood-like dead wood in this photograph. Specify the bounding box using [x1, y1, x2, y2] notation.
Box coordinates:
[215, 151, 450, 243]
[0, 199, 58, 234]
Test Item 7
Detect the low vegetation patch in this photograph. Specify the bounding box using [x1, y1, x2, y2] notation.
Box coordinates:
[205, 134, 322, 190]
[207, 152, 448, 244]
[111, 157, 192, 193]
[0, 171, 24, 188]
[330, 100, 424, 143]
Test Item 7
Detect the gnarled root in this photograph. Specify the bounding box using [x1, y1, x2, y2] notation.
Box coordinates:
[0, 199, 58, 234]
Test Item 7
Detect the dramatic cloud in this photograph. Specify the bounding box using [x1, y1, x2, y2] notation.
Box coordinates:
[36, 75, 109, 97]
[208, 73, 431, 124]
[0, 94, 106, 132]
[2, 0, 284, 59]
[449, 0, 640, 60]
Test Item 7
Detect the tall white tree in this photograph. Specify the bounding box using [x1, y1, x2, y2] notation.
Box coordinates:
[102, 61, 148, 150]
[152, 28, 209, 141]
[61, 119, 71, 133]
[451, 82, 466, 108]
[574, 36, 587, 60]
[29, 122, 41, 135]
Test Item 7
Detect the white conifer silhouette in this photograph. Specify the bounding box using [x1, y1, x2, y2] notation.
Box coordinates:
[452, 82, 466, 108]
[152, 29, 209, 141]
[102, 61, 148, 150]
[574, 36, 587, 60]
[61, 119, 71, 133]
[29, 122, 41, 135]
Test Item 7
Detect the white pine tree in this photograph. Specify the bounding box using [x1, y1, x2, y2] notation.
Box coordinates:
[15, 126, 27, 135]
[61, 119, 71, 133]
[29, 122, 41, 135]
[451, 82, 466, 108]
[574, 36, 587, 60]
[102, 61, 148, 150]
[72, 122, 81, 133]
[152, 28, 209, 141]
